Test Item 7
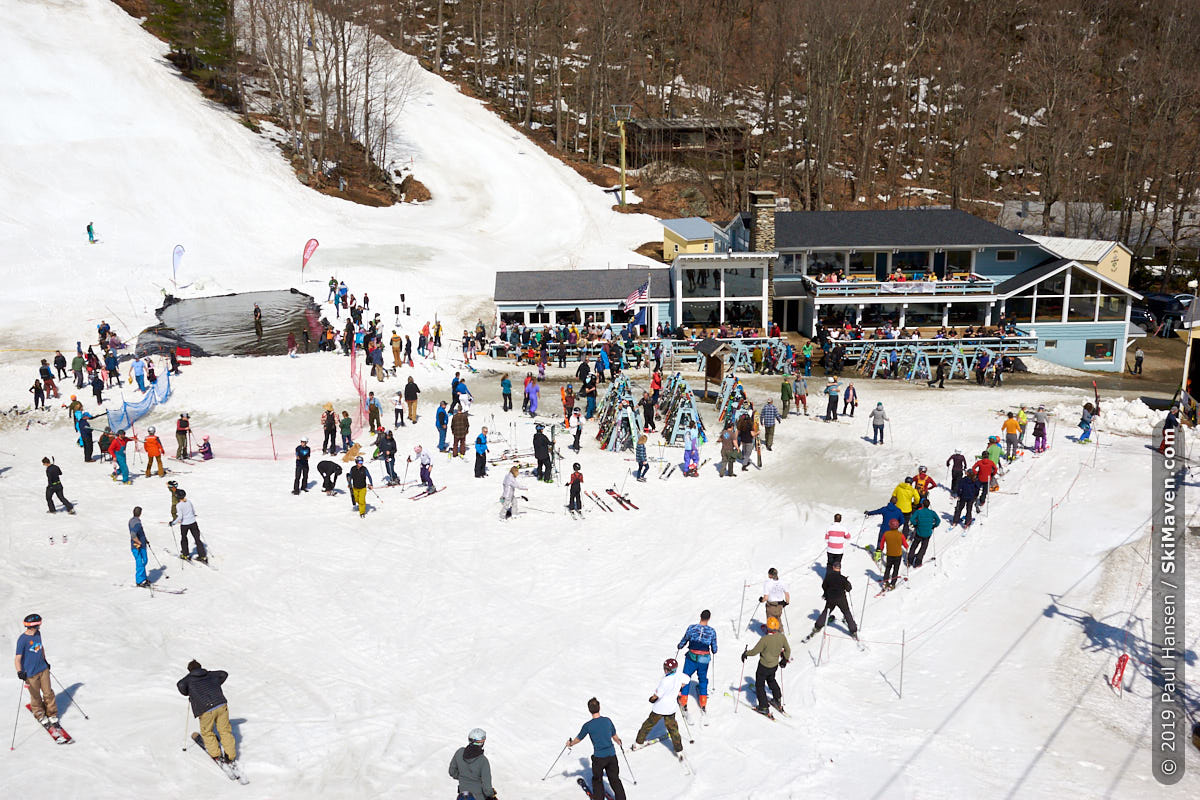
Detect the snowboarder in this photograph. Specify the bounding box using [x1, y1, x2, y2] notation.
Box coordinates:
[177, 660, 238, 765]
[869, 402, 889, 444]
[15, 613, 60, 730]
[759, 567, 790, 622]
[676, 610, 718, 716]
[742, 616, 791, 714]
[253, 303, 263, 339]
[566, 698, 626, 800]
[347, 456, 373, 517]
[171, 489, 207, 562]
[808, 561, 858, 639]
[501, 465, 525, 519]
[632, 659, 687, 756]
[449, 728, 497, 800]
[824, 513, 850, 570]
[129, 506, 150, 586]
[317, 460, 343, 494]
[292, 438, 311, 494]
[908, 498, 940, 567]
[532, 424, 552, 483]
[568, 463, 584, 512]
[473, 427, 489, 478]
[42, 457, 74, 514]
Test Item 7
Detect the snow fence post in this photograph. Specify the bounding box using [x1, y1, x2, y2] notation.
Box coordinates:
[817, 627, 828, 666]
[900, 629, 906, 700]
[858, 580, 870, 632]
[1048, 500, 1054, 541]
[269, 422, 277, 461]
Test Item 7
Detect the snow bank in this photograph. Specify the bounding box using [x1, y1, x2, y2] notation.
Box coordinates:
[1051, 395, 1165, 437]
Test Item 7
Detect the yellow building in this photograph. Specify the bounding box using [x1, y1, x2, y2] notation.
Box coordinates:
[662, 217, 715, 261]
[1025, 235, 1133, 288]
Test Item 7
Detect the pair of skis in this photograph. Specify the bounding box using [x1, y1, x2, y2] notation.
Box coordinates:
[606, 488, 638, 510]
[26, 704, 72, 744]
[410, 486, 446, 500]
[586, 491, 613, 512]
[190, 732, 248, 784]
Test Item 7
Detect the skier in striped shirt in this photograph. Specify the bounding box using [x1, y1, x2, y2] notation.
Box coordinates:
[824, 513, 851, 570]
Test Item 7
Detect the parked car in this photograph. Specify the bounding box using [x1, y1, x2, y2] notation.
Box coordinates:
[1131, 306, 1156, 329]
[1142, 292, 1185, 321]
[1173, 293, 1195, 308]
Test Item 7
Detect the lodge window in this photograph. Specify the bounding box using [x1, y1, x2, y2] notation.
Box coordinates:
[996, 250, 1017, 262]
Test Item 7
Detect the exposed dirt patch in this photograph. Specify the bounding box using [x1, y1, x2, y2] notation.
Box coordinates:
[399, 174, 431, 203]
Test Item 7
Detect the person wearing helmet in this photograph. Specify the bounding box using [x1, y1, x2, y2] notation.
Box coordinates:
[632, 659, 687, 756]
[347, 456, 373, 517]
[912, 466, 936, 498]
[129, 506, 151, 586]
[108, 428, 133, 484]
[566, 698, 626, 800]
[972, 450, 998, 512]
[15, 614, 60, 730]
[676, 610, 718, 716]
[410, 445, 436, 493]
[449, 727, 497, 800]
[946, 449, 967, 489]
[562, 384, 576, 428]
[985, 437, 1004, 473]
[741, 615, 791, 716]
[908, 497, 940, 568]
[865, 495, 904, 561]
[881, 519, 908, 589]
[1016, 404, 1029, 449]
[175, 413, 191, 459]
[567, 462, 584, 513]
[293, 438, 312, 495]
[143, 426, 165, 477]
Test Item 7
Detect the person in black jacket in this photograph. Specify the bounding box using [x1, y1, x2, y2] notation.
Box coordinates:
[177, 660, 236, 762]
[946, 449, 967, 489]
[317, 460, 343, 494]
[951, 472, 980, 527]
[42, 457, 74, 514]
[321, 407, 337, 454]
[808, 562, 857, 639]
[293, 438, 311, 494]
[532, 424, 552, 483]
[79, 414, 96, 463]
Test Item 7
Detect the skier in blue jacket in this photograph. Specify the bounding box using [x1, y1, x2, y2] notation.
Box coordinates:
[865, 497, 904, 554]
[435, 401, 450, 451]
[676, 609, 718, 716]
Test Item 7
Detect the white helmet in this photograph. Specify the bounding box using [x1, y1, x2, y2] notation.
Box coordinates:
[468, 728, 486, 744]
[147, 427, 156, 434]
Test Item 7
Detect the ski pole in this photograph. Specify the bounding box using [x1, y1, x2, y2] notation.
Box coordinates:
[540, 743, 568, 780]
[734, 650, 747, 713]
[619, 743, 638, 784]
[736, 581, 748, 639]
[369, 487, 384, 505]
[50, 673, 90, 719]
[782, 606, 791, 635]
[182, 700, 191, 751]
[746, 601, 761, 635]
[678, 708, 695, 743]
[9, 682, 22, 751]
[147, 543, 169, 577]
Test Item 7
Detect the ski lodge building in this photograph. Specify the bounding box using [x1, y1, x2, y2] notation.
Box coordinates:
[491, 197, 1142, 372]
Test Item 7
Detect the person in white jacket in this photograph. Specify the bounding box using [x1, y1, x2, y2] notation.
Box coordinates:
[500, 465, 526, 520]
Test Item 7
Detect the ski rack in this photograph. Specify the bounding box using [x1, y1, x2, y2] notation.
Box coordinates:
[659, 373, 706, 446]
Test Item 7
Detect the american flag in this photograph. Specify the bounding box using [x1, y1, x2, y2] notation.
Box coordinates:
[623, 280, 649, 312]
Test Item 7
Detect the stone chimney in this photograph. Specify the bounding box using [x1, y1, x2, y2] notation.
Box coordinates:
[749, 189, 776, 252]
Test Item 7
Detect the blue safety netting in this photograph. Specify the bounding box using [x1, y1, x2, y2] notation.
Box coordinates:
[104, 371, 173, 432]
